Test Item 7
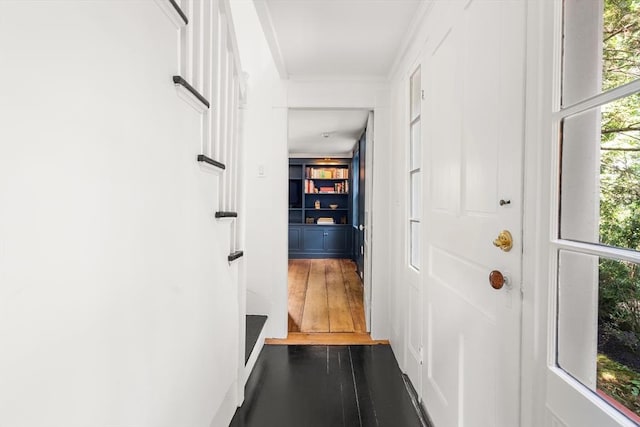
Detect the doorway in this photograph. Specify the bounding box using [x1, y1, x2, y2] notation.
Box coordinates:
[284, 108, 374, 343]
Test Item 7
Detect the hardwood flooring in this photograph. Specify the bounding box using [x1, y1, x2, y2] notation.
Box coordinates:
[287, 259, 366, 334]
[229, 345, 424, 427]
[266, 332, 388, 346]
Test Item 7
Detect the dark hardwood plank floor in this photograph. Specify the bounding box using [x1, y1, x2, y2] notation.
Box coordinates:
[230, 345, 422, 427]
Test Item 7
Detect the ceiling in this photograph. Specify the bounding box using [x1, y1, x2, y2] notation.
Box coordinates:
[256, 0, 423, 79]
[256, 1, 421, 155]
[288, 109, 369, 157]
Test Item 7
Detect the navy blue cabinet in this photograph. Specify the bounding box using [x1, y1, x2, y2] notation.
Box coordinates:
[289, 158, 353, 258]
[288, 227, 302, 251]
[288, 225, 352, 258]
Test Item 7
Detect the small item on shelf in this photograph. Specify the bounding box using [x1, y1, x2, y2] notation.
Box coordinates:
[319, 186, 334, 193]
[306, 217, 315, 224]
[329, 204, 338, 209]
[314, 200, 320, 209]
[340, 216, 347, 224]
[317, 217, 335, 225]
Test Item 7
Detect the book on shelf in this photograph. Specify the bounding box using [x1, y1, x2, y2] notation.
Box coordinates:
[305, 167, 349, 179]
[317, 217, 335, 224]
[305, 181, 350, 194]
[305, 179, 315, 193]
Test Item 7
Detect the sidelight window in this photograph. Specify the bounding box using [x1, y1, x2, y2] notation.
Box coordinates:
[409, 66, 422, 270]
[556, 0, 640, 421]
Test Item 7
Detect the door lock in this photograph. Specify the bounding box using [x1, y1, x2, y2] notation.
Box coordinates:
[493, 230, 513, 252]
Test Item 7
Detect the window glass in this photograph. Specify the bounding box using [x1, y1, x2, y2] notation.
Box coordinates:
[557, 250, 640, 419]
[410, 171, 421, 219]
[602, 0, 640, 91]
[560, 93, 640, 249]
[409, 65, 421, 271]
[410, 67, 421, 121]
[410, 221, 420, 270]
[411, 119, 421, 171]
[563, 0, 640, 106]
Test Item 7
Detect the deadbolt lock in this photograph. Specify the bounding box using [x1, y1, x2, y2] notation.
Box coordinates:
[493, 230, 513, 252]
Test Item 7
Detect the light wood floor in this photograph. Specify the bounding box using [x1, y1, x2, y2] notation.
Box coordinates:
[288, 258, 366, 333]
[266, 258, 388, 345]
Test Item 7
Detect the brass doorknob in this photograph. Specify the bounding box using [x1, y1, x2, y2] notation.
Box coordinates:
[493, 230, 513, 252]
[489, 270, 505, 290]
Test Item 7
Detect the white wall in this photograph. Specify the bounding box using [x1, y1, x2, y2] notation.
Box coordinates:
[230, 0, 289, 338]
[0, 2, 238, 426]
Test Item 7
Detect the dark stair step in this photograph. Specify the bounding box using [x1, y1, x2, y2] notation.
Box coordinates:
[245, 315, 268, 364]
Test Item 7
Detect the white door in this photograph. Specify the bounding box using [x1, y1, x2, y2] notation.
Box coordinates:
[540, 0, 640, 426]
[364, 112, 374, 330]
[420, 1, 525, 426]
[405, 63, 424, 395]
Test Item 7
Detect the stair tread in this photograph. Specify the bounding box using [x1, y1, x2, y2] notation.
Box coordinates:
[245, 315, 268, 364]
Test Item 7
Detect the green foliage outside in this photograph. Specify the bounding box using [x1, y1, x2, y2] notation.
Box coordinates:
[598, 0, 640, 416]
[599, 0, 640, 337]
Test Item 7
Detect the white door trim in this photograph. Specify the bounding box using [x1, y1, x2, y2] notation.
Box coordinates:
[364, 111, 375, 331]
[283, 84, 393, 340]
[520, 0, 566, 424]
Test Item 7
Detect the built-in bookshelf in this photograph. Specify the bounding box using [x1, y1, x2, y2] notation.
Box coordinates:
[289, 161, 350, 225]
[289, 158, 352, 258]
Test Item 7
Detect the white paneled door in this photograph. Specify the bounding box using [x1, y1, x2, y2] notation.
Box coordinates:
[420, 1, 525, 426]
[406, 64, 423, 396]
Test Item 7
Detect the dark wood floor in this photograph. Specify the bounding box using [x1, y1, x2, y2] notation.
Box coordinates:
[230, 345, 423, 427]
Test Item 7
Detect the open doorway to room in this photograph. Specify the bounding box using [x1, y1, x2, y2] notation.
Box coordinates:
[283, 108, 377, 344]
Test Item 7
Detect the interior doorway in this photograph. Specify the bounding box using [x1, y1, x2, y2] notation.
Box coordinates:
[284, 108, 374, 343]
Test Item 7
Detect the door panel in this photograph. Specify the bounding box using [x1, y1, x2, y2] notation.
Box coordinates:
[422, 1, 524, 426]
[303, 228, 325, 251]
[288, 227, 302, 251]
[406, 66, 423, 397]
[324, 228, 346, 252]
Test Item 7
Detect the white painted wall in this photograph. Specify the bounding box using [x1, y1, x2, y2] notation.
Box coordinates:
[0, 2, 239, 426]
[230, 0, 289, 338]
[388, 71, 410, 371]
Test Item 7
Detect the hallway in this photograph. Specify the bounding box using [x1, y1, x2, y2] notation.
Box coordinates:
[230, 345, 424, 427]
[4, 1, 639, 426]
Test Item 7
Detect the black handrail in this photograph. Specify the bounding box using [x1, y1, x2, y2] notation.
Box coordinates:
[168, 0, 188, 25]
[215, 212, 238, 218]
[197, 154, 226, 170]
[228, 251, 244, 262]
[172, 76, 210, 108]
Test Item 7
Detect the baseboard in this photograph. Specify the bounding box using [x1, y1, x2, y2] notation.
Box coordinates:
[419, 400, 435, 427]
[209, 380, 238, 427]
[402, 373, 435, 427]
